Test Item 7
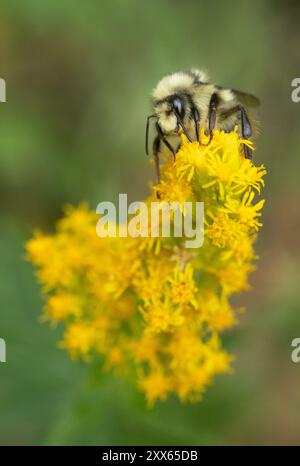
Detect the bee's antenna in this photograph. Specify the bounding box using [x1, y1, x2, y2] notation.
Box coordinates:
[175, 112, 192, 143]
[145, 114, 157, 155]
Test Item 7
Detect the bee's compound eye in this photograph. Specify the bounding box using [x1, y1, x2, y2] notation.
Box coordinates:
[173, 97, 184, 117]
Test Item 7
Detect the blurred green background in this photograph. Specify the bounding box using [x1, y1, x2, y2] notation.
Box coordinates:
[1, 0, 300, 445]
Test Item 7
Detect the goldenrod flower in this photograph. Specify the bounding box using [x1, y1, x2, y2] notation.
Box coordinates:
[26, 129, 266, 406]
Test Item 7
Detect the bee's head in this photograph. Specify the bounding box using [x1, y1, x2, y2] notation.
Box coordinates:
[145, 70, 206, 154]
[145, 94, 193, 155]
[154, 95, 188, 134]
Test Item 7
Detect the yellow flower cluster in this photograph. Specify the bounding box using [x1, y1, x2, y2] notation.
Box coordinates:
[26, 129, 266, 406]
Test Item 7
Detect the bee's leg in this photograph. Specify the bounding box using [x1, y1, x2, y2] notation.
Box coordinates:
[155, 122, 176, 160]
[192, 107, 200, 142]
[175, 141, 182, 153]
[153, 135, 163, 199]
[208, 93, 219, 143]
[219, 105, 253, 159]
[153, 135, 161, 186]
[153, 125, 176, 198]
[239, 105, 252, 159]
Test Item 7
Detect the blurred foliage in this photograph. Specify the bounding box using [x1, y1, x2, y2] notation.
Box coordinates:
[0, 0, 300, 445]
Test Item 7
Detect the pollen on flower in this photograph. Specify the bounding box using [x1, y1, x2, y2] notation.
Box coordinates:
[168, 264, 198, 308]
[26, 129, 266, 405]
[140, 296, 185, 334]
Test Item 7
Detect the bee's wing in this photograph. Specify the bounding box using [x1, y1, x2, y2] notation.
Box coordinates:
[230, 88, 260, 107]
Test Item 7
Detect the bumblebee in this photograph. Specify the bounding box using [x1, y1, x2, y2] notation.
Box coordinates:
[146, 69, 260, 184]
